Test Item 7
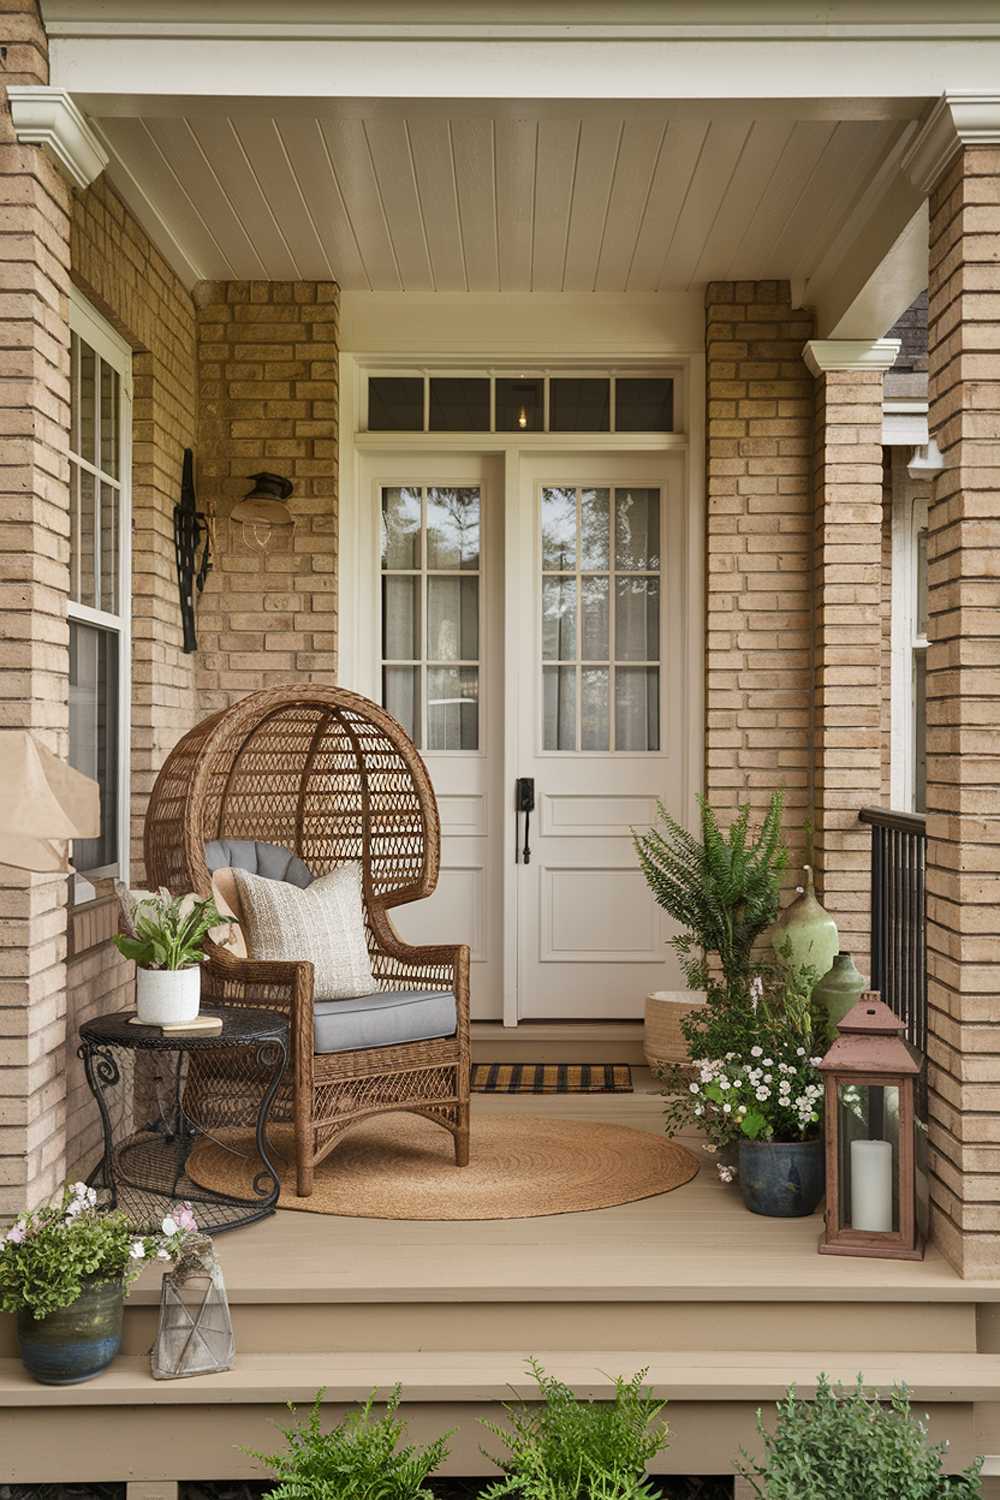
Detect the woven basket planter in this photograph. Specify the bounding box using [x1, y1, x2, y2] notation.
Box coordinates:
[643, 991, 707, 1077]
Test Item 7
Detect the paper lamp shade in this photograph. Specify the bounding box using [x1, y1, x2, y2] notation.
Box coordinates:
[0, 731, 101, 872]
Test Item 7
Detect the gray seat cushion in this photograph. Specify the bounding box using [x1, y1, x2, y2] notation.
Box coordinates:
[313, 989, 457, 1054]
[204, 838, 313, 889]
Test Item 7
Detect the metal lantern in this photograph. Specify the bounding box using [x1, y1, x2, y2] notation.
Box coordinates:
[152, 1234, 235, 1380]
[818, 992, 923, 1261]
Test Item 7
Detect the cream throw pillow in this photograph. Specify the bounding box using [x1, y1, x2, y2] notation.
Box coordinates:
[232, 863, 375, 1000]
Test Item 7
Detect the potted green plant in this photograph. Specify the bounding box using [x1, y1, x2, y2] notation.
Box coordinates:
[738, 1373, 983, 1496]
[114, 886, 232, 1025]
[0, 1183, 198, 1385]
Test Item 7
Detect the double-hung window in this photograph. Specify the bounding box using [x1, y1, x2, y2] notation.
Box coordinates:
[890, 450, 929, 814]
[67, 292, 132, 890]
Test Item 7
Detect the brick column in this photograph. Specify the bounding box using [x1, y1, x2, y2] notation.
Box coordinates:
[905, 96, 1000, 1277]
[0, 24, 75, 1210]
[704, 282, 815, 874]
[803, 339, 898, 975]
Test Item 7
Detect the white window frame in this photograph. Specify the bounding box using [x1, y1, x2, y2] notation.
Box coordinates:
[68, 288, 133, 893]
[890, 447, 929, 814]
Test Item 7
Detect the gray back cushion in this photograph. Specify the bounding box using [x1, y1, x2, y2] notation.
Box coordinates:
[204, 838, 313, 889]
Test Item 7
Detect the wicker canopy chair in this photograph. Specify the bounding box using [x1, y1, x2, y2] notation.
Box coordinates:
[144, 685, 470, 1196]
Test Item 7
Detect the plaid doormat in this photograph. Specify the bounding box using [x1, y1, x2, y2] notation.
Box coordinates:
[471, 1062, 633, 1094]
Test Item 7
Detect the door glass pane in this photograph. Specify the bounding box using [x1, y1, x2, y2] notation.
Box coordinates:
[427, 576, 479, 662]
[382, 576, 420, 660]
[580, 488, 610, 570]
[429, 377, 490, 432]
[369, 377, 424, 431]
[616, 667, 660, 751]
[69, 622, 119, 872]
[615, 378, 673, 433]
[382, 487, 421, 568]
[581, 667, 610, 752]
[99, 481, 119, 615]
[496, 377, 543, 432]
[542, 577, 577, 661]
[78, 340, 97, 465]
[549, 378, 610, 432]
[427, 488, 480, 570]
[77, 467, 97, 609]
[427, 667, 478, 750]
[615, 488, 660, 570]
[541, 488, 576, 570]
[616, 577, 660, 661]
[383, 665, 419, 742]
[543, 666, 576, 751]
[581, 575, 609, 660]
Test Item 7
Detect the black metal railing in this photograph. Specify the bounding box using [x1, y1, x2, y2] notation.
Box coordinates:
[859, 806, 928, 1112]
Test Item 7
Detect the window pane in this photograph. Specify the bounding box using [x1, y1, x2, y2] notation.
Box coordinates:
[615, 667, 659, 751]
[541, 487, 576, 570]
[427, 488, 480, 570]
[615, 377, 673, 432]
[580, 488, 610, 570]
[76, 467, 98, 609]
[581, 666, 610, 751]
[916, 526, 928, 638]
[616, 577, 660, 661]
[99, 480, 119, 615]
[383, 665, 419, 742]
[382, 576, 420, 660]
[69, 622, 119, 872]
[581, 575, 609, 660]
[427, 576, 479, 661]
[78, 340, 97, 465]
[100, 359, 120, 478]
[70, 332, 81, 456]
[369, 377, 424, 431]
[496, 377, 543, 432]
[429, 377, 490, 432]
[615, 488, 660, 570]
[381, 487, 421, 569]
[914, 648, 927, 815]
[542, 577, 577, 661]
[427, 666, 478, 750]
[543, 665, 576, 751]
[549, 378, 610, 432]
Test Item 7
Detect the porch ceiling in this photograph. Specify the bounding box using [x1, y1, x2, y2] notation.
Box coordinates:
[85, 98, 924, 298]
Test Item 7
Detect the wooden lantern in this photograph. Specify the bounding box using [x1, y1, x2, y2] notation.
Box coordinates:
[818, 992, 923, 1261]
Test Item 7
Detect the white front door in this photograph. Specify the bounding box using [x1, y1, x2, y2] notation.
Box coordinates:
[510, 452, 689, 1018]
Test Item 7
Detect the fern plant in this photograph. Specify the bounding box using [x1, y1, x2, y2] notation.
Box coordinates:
[481, 1359, 669, 1500]
[633, 793, 787, 992]
[738, 1375, 983, 1498]
[245, 1386, 450, 1500]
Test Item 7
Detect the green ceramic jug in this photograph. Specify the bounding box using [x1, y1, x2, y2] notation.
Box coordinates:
[770, 864, 838, 982]
[812, 950, 868, 1037]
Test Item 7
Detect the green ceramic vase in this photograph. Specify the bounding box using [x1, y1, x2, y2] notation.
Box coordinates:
[770, 864, 838, 982]
[813, 951, 868, 1037]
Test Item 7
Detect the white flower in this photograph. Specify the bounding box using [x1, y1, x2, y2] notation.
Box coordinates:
[722, 1103, 732, 1114]
[755, 1087, 771, 1101]
[810, 1057, 823, 1067]
[738, 1104, 748, 1114]
[718, 1077, 731, 1091]
[750, 1046, 763, 1058]
[763, 1073, 772, 1084]
[694, 1105, 704, 1116]
[129, 1241, 146, 1260]
[161, 1215, 179, 1237]
[796, 1046, 806, 1057]
[689, 1083, 700, 1095]
[762, 1058, 773, 1068]
[717, 1163, 736, 1184]
[702, 1144, 717, 1155]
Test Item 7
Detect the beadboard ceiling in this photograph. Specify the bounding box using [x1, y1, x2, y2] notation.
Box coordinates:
[90, 102, 919, 292]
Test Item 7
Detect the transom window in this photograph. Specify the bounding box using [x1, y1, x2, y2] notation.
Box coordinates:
[366, 372, 674, 434]
[541, 485, 661, 752]
[380, 485, 482, 752]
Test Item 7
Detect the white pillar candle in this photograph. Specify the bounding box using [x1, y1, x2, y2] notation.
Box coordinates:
[851, 1138, 894, 1232]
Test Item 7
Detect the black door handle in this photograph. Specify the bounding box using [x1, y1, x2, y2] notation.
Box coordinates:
[515, 777, 535, 865]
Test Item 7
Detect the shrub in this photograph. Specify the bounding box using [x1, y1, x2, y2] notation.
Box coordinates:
[246, 1385, 450, 1500]
[738, 1374, 983, 1498]
[481, 1359, 669, 1500]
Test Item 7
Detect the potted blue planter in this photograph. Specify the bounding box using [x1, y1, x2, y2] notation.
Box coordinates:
[738, 1138, 825, 1218]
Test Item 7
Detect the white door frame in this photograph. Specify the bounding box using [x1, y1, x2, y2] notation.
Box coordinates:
[338, 349, 705, 1025]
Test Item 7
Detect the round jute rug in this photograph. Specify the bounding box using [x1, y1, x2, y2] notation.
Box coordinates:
[187, 1113, 699, 1221]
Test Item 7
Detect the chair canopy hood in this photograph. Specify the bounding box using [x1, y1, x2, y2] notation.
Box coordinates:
[145, 686, 440, 909]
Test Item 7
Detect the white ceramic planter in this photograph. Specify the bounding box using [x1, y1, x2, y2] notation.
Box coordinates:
[136, 966, 201, 1026]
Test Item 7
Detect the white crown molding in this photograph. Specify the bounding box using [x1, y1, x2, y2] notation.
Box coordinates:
[903, 92, 1000, 196]
[803, 338, 901, 378]
[6, 86, 108, 190]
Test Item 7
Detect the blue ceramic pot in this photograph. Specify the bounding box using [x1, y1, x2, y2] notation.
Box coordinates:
[738, 1138, 825, 1218]
[16, 1276, 123, 1385]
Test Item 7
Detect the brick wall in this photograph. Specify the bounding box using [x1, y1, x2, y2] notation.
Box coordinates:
[0, 5, 74, 1209]
[193, 280, 340, 711]
[925, 143, 1000, 1280]
[704, 280, 815, 883]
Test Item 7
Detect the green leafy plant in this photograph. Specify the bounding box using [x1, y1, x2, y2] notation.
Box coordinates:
[0, 1183, 198, 1320]
[246, 1385, 450, 1500]
[113, 886, 231, 970]
[632, 794, 787, 992]
[481, 1359, 669, 1500]
[739, 1375, 983, 1498]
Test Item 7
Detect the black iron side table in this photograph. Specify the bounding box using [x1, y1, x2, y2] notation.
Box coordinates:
[78, 1006, 288, 1235]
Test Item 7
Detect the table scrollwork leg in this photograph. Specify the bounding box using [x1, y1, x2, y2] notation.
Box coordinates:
[78, 1042, 121, 1210]
[252, 1036, 287, 1203]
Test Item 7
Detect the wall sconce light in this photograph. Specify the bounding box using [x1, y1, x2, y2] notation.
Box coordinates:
[229, 472, 294, 553]
[907, 439, 944, 482]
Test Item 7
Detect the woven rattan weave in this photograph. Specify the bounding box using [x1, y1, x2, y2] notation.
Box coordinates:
[144, 686, 471, 1196]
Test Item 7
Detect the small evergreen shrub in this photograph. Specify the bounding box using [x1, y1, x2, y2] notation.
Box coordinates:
[246, 1386, 450, 1500]
[481, 1359, 669, 1500]
[738, 1375, 983, 1498]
